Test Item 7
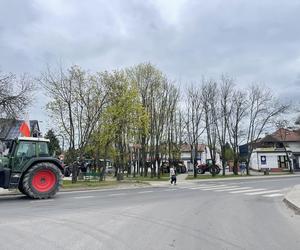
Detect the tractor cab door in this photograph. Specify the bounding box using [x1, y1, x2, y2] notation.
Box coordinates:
[12, 141, 37, 172]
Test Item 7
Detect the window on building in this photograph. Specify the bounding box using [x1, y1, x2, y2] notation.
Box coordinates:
[277, 155, 287, 168]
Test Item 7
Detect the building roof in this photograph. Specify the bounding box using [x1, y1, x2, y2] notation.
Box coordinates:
[261, 128, 300, 143]
[0, 119, 40, 140]
[180, 143, 206, 152]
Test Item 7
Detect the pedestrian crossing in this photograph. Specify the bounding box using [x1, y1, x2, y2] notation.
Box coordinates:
[175, 183, 284, 198]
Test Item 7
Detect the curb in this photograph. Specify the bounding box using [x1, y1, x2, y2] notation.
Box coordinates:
[283, 198, 300, 215]
[283, 184, 300, 214]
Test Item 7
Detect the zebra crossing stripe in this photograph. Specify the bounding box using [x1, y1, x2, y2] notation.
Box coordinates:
[230, 188, 265, 194]
[262, 193, 284, 198]
[209, 186, 239, 191]
[201, 185, 236, 191]
[189, 185, 223, 190]
[245, 190, 281, 195]
[215, 187, 250, 192]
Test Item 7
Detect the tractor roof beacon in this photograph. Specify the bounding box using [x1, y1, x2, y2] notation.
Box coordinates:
[0, 137, 64, 199]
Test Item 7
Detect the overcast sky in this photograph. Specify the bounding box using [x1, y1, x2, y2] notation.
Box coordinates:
[0, 0, 300, 131]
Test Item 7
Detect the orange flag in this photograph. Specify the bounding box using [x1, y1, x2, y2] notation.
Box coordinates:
[19, 122, 31, 137]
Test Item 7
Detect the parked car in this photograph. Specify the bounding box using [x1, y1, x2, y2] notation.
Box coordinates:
[105, 166, 114, 175]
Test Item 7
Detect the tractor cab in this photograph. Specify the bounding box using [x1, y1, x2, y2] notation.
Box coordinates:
[0, 137, 63, 199]
[7, 137, 50, 172]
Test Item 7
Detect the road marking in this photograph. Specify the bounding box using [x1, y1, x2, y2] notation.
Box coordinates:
[262, 193, 284, 198]
[189, 185, 225, 190]
[188, 185, 212, 189]
[215, 187, 250, 192]
[245, 190, 281, 195]
[73, 196, 95, 199]
[107, 193, 127, 196]
[209, 186, 240, 190]
[201, 185, 238, 191]
[30, 199, 54, 203]
[163, 189, 177, 192]
[230, 188, 265, 194]
[138, 191, 154, 194]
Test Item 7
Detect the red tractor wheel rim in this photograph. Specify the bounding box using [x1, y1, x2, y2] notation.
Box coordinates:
[32, 170, 56, 192]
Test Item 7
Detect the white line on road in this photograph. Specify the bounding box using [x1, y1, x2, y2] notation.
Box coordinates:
[138, 191, 154, 194]
[201, 185, 239, 191]
[215, 187, 250, 192]
[189, 185, 225, 190]
[163, 189, 177, 192]
[209, 186, 240, 190]
[262, 193, 284, 198]
[107, 193, 127, 196]
[73, 196, 95, 199]
[245, 190, 281, 195]
[30, 199, 54, 203]
[230, 188, 265, 194]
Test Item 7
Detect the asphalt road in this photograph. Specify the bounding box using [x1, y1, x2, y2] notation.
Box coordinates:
[0, 176, 300, 250]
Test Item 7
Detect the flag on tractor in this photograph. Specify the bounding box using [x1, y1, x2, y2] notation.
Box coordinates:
[19, 121, 31, 137]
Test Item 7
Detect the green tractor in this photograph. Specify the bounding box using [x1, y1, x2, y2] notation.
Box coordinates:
[0, 137, 63, 199]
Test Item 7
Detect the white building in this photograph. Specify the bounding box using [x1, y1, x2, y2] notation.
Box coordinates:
[180, 143, 221, 168]
[248, 128, 300, 172]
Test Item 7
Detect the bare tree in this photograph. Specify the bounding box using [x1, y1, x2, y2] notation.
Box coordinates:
[201, 79, 219, 176]
[184, 84, 206, 177]
[227, 90, 247, 174]
[153, 81, 179, 178]
[0, 71, 34, 118]
[244, 85, 288, 175]
[40, 65, 107, 153]
[215, 76, 234, 175]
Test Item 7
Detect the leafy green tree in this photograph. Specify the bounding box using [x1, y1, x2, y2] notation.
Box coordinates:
[87, 70, 149, 180]
[45, 129, 61, 156]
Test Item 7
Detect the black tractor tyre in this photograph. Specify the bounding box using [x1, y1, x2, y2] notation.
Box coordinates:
[64, 167, 71, 177]
[197, 168, 205, 174]
[22, 162, 62, 199]
[18, 181, 28, 196]
[209, 166, 221, 175]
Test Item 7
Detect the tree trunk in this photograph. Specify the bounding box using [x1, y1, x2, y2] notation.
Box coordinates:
[221, 146, 226, 176]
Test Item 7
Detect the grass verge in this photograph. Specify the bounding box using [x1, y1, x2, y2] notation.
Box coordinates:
[124, 175, 170, 182]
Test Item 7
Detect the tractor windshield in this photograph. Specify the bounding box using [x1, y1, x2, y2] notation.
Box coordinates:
[16, 142, 36, 159]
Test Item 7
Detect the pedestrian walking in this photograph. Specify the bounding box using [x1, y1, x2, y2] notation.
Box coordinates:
[240, 162, 246, 175]
[170, 167, 177, 185]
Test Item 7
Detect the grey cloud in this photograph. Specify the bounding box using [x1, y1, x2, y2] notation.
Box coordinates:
[0, 0, 300, 129]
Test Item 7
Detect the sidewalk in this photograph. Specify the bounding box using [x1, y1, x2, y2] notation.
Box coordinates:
[0, 188, 15, 195]
[284, 185, 300, 214]
[148, 173, 190, 187]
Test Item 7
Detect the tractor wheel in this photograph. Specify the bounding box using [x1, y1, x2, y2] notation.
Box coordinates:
[197, 168, 205, 174]
[18, 182, 28, 196]
[64, 167, 71, 177]
[23, 162, 62, 199]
